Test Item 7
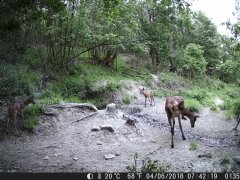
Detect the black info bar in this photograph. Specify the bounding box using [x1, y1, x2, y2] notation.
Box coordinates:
[1, 172, 239, 180]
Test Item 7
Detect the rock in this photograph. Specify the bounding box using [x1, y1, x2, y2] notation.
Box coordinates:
[43, 156, 49, 160]
[91, 126, 101, 132]
[100, 125, 114, 132]
[7, 169, 17, 173]
[115, 152, 121, 156]
[97, 141, 103, 145]
[232, 156, 240, 164]
[73, 157, 78, 161]
[104, 154, 116, 160]
[123, 114, 138, 126]
[198, 153, 212, 158]
[106, 103, 117, 113]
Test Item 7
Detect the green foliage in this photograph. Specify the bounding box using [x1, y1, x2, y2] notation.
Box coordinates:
[181, 43, 207, 78]
[123, 94, 133, 105]
[184, 99, 202, 112]
[189, 140, 198, 150]
[126, 152, 139, 173]
[22, 46, 41, 69]
[106, 81, 121, 91]
[24, 104, 44, 132]
[141, 157, 170, 173]
[217, 60, 238, 83]
[220, 156, 230, 165]
[126, 153, 170, 173]
[0, 63, 38, 101]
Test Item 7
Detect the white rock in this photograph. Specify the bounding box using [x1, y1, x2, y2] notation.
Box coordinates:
[104, 154, 116, 160]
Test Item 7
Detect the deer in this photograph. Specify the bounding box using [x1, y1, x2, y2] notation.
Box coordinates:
[139, 86, 155, 107]
[7, 95, 35, 136]
[165, 96, 199, 148]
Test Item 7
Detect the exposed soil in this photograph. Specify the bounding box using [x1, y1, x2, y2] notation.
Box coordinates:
[0, 83, 239, 173]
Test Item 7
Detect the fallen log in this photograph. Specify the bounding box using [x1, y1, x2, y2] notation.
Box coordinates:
[69, 111, 99, 124]
[47, 103, 99, 112]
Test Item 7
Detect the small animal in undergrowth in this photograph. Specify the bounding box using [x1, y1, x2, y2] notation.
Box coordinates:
[139, 86, 155, 107]
[7, 95, 35, 136]
[165, 96, 199, 148]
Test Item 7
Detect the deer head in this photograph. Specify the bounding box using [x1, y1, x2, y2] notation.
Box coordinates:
[189, 114, 199, 128]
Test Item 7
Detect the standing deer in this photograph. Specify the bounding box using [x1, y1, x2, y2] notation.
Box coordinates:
[139, 87, 155, 107]
[165, 96, 199, 148]
[7, 95, 35, 136]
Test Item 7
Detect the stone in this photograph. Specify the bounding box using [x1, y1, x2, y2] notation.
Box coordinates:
[198, 153, 212, 158]
[100, 125, 114, 132]
[232, 156, 240, 164]
[104, 154, 116, 160]
[91, 126, 101, 132]
[106, 103, 117, 113]
[43, 156, 49, 160]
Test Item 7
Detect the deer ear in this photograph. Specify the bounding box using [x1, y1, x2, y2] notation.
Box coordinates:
[194, 114, 200, 118]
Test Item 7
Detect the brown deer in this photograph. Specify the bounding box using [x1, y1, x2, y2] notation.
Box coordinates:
[139, 87, 155, 107]
[165, 96, 199, 148]
[7, 95, 35, 136]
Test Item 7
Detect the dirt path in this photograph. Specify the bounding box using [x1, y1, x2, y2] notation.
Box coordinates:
[0, 94, 239, 173]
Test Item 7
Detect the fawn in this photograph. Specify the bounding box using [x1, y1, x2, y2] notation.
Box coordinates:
[139, 86, 155, 107]
[7, 95, 35, 136]
[165, 96, 199, 148]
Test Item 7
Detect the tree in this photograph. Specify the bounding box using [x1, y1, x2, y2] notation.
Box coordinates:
[180, 43, 207, 78]
[191, 11, 222, 76]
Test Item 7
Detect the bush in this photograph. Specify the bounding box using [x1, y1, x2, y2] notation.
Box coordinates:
[185, 98, 202, 112]
[217, 60, 238, 83]
[181, 43, 207, 78]
[189, 140, 198, 150]
[0, 63, 38, 101]
[126, 153, 170, 173]
[123, 94, 133, 104]
[24, 104, 44, 132]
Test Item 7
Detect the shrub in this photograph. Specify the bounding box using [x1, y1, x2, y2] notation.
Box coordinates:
[185, 98, 202, 112]
[189, 140, 198, 150]
[0, 63, 38, 101]
[126, 153, 170, 173]
[24, 104, 44, 132]
[123, 94, 133, 105]
[180, 43, 207, 78]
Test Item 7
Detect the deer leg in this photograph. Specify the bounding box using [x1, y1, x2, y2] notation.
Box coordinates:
[178, 116, 186, 140]
[172, 119, 175, 135]
[148, 97, 151, 106]
[13, 112, 20, 136]
[170, 118, 174, 148]
[20, 109, 25, 128]
[233, 114, 240, 131]
[152, 96, 155, 106]
[7, 109, 11, 133]
[150, 97, 153, 106]
[145, 98, 147, 107]
[167, 116, 174, 148]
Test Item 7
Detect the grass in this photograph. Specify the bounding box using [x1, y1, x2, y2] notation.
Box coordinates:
[24, 104, 44, 132]
[126, 153, 170, 173]
[151, 71, 240, 116]
[2, 52, 240, 133]
[122, 94, 133, 105]
[189, 140, 198, 150]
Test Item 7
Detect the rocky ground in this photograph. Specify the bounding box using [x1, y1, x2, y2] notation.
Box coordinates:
[0, 82, 239, 173]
